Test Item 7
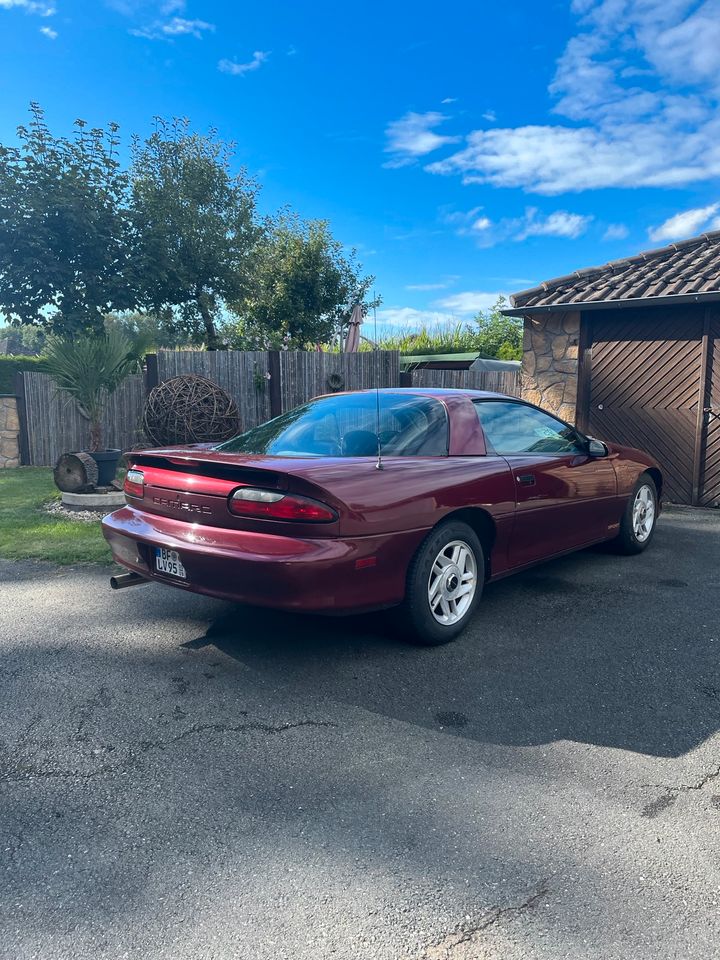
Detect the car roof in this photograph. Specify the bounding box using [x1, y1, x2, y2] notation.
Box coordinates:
[353, 387, 520, 401]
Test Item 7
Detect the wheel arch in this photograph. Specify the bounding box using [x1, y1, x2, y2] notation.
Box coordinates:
[437, 507, 497, 579]
[644, 466, 663, 500]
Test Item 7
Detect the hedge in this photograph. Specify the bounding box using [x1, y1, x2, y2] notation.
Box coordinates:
[0, 355, 45, 395]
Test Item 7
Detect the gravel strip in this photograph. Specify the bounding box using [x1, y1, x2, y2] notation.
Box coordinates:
[43, 500, 107, 523]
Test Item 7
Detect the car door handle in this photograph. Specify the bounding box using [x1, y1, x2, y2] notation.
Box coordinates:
[516, 473, 536, 486]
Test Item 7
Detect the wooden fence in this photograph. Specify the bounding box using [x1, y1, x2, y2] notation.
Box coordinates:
[406, 367, 522, 395]
[17, 351, 521, 465]
[156, 349, 273, 429]
[278, 350, 400, 411]
[154, 349, 401, 428]
[20, 372, 145, 468]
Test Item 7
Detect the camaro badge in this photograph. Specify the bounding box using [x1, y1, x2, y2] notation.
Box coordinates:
[153, 496, 212, 515]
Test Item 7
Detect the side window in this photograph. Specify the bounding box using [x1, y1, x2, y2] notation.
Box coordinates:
[474, 401, 584, 455]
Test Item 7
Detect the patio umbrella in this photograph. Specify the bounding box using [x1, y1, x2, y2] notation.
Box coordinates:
[344, 304, 363, 353]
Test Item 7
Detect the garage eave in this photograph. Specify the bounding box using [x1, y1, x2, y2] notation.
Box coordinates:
[501, 290, 720, 317]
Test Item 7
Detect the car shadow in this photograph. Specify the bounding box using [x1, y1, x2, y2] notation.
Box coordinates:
[189, 509, 720, 758]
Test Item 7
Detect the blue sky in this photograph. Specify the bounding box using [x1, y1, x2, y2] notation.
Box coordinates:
[2, 0, 720, 329]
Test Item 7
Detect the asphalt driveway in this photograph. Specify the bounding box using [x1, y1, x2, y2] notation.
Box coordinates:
[2, 506, 720, 960]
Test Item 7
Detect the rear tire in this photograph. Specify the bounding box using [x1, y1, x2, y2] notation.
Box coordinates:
[614, 473, 658, 555]
[399, 521, 484, 646]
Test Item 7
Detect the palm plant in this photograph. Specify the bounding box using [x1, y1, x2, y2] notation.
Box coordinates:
[43, 330, 144, 451]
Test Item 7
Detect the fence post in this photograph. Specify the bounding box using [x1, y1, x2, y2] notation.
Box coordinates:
[268, 351, 282, 418]
[14, 371, 30, 466]
[145, 353, 159, 393]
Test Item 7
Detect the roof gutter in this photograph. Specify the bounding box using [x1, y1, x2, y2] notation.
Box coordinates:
[501, 290, 720, 317]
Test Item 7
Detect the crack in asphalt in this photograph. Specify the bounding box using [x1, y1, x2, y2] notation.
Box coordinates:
[408, 881, 550, 959]
[0, 718, 337, 785]
[641, 763, 720, 818]
[137, 719, 339, 753]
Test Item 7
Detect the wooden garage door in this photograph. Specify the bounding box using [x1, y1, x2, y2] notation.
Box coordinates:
[588, 310, 704, 505]
[700, 317, 720, 507]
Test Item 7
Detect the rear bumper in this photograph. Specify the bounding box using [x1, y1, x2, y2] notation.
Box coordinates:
[101, 506, 426, 613]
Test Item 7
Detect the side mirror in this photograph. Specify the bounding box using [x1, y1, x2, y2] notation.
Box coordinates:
[587, 438, 608, 457]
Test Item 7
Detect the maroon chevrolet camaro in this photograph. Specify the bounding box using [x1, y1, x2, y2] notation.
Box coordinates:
[102, 388, 662, 645]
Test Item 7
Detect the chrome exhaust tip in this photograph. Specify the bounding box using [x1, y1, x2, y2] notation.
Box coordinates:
[110, 571, 149, 590]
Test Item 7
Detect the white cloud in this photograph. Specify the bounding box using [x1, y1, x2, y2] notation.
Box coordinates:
[433, 291, 507, 315]
[377, 287, 506, 329]
[0, 0, 54, 14]
[383, 111, 459, 168]
[218, 51, 270, 76]
[131, 15, 214, 39]
[406, 1, 720, 194]
[441, 97, 457, 104]
[376, 307, 456, 328]
[445, 206, 592, 246]
[39, 22, 56, 36]
[517, 208, 591, 240]
[426, 121, 720, 194]
[161, 16, 211, 36]
[648, 203, 720, 243]
[482, 109, 496, 122]
[405, 279, 457, 291]
[603, 223, 629, 240]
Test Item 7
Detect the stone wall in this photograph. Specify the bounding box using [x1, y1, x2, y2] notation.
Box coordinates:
[0, 396, 20, 468]
[521, 311, 581, 425]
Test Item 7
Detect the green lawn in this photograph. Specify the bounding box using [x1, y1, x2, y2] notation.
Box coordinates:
[0, 467, 112, 565]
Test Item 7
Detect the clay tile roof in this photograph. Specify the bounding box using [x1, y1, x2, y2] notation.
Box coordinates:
[510, 230, 720, 310]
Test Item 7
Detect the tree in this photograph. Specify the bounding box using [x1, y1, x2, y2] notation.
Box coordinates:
[0, 323, 45, 354]
[0, 104, 135, 337]
[229, 214, 379, 348]
[43, 329, 143, 451]
[130, 119, 261, 351]
[474, 297, 522, 360]
[104, 311, 196, 350]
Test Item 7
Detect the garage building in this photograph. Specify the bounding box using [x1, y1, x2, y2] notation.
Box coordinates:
[505, 231, 720, 506]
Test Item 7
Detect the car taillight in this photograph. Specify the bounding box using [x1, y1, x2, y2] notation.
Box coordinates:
[124, 468, 145, 499]
[228, 487, 337, 522]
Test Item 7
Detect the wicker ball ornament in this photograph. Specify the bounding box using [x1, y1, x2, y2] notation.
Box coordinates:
[142, 375, 240, 446]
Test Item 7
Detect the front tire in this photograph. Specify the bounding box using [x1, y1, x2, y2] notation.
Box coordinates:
[400, 521, 484, 646]
[614, 473, 658, 554]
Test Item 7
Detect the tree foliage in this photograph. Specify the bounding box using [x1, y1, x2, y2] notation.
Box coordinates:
[0, 104, 134, 337]
[228, 214, 379, 348]
[104, 312, 195, 350]
[130, 119, 261, 350]
[474, 298, 522, 360]
[0, 322, 46, 354]
[0, 106, 380, 350]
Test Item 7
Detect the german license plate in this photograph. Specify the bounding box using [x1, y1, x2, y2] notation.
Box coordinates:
[155, 547, 187, 579]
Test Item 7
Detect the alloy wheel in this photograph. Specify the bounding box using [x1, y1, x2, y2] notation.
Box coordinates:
[427, 539, 477, 625]
[632, 484, 656, 542]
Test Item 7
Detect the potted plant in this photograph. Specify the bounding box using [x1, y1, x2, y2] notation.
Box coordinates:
[44, 330, 144, 486]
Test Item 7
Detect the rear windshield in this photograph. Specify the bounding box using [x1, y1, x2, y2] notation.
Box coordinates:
[216, 393, 448, 457]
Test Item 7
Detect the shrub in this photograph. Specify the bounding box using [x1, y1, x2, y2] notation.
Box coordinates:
[0, 355, 45, 395]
